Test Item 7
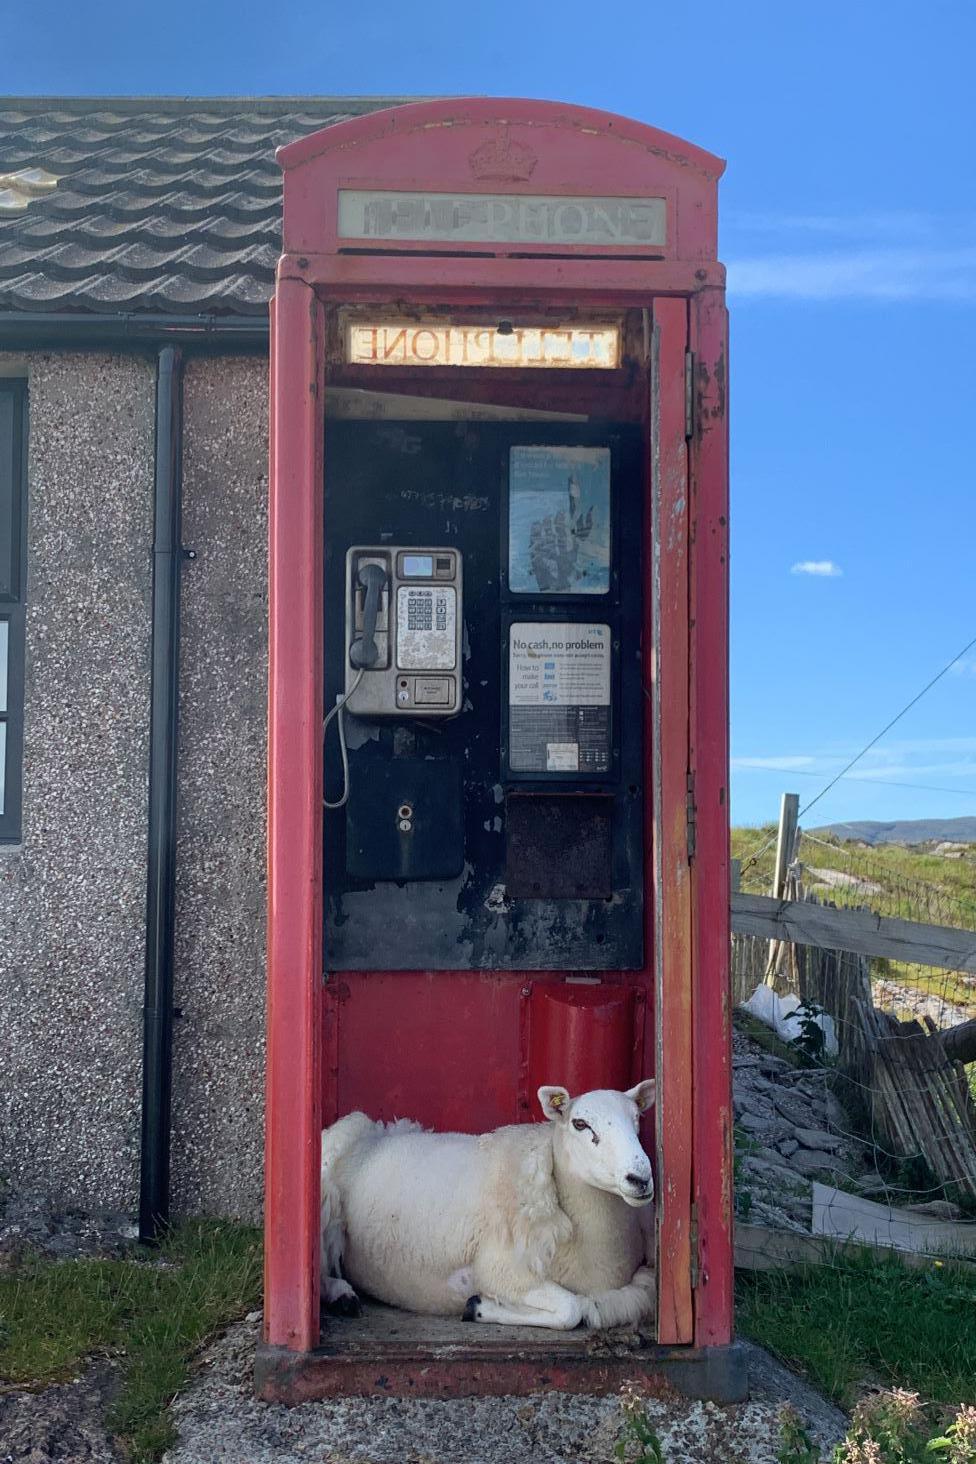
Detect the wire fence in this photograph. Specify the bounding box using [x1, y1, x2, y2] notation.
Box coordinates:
[732, 830, 976, 1270]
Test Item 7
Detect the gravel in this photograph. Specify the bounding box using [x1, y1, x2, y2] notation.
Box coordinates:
[158, 1319, 847, 1464]
[0, 1362, 123, 1464]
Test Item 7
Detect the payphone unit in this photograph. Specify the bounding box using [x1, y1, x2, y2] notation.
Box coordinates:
[343, 546, 463, 717]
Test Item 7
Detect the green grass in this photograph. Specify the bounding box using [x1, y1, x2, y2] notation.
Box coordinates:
[732, 826, 976, 927]
[0, 1220, 262, 1463]
[736, 1250, 976, 1408]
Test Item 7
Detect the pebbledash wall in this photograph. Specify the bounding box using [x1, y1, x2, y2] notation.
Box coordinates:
[0, 351, 268, 1221]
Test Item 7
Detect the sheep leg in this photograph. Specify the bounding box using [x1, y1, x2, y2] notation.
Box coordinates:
[580, 1265, 656, 1329]
[463, 1282, 585, 1330]
[320, 1274, 362, 1318]
[319, 1181, 361, 1317]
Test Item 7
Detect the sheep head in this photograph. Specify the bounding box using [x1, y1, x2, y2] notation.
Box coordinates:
[538, 1082, 655, 1207]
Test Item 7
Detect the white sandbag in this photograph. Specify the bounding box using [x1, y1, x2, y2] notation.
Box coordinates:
[742, 984, 839, 1059]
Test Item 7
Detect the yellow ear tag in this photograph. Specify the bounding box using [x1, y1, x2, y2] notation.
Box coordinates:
[550, 1094, 565, 1111]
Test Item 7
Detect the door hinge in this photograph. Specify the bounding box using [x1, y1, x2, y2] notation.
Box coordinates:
[686, 771, 697, 862]
[685, 350, 695, 439]
[689, 1202, 700, 1289]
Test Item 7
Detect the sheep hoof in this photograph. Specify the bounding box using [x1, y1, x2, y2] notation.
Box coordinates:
[462, 1294, 482, 1322]
[327, 1292, 362, 1319]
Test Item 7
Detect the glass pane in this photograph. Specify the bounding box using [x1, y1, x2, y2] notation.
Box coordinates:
[509, 446, 611, 595]
[0, 720, 5, 815]
[0, 619, 7, 714]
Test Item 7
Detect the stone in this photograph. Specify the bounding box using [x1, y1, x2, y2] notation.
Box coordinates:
[737, 1110, 787, 1140]
[772, 1093, 814, 1127]
[751, 1074, 788, 1096]
[748, 1199, 810, 1234]
[741, 1154, 809, 1190]
[852, 1173, 890, 1196]
[794, 1127, 847, 1153]
[905, 1200, 964, 1220]
[733, 1092, 769, 1120]
[777, 1138, 799, 1158]
[790, 1148, 852, 1179]
[758, 1055, 792, 1076]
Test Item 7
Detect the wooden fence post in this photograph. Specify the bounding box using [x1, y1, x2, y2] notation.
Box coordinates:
[764, 793, 799, 986]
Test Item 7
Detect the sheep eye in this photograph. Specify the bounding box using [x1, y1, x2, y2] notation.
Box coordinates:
[572, 1118, 589, 1132]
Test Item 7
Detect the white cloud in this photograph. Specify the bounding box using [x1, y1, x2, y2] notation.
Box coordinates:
[861, 737, 976, 758]
[845, 760, 976, 781]
[727, 247, 976, 304]
[791, 560, 843, 577]
[949, 658, 976, 678]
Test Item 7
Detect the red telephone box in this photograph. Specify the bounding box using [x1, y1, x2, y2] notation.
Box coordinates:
[261, 98, 737, 1402]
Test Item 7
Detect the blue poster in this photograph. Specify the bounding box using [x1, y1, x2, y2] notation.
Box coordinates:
[508, 446, 611, 595]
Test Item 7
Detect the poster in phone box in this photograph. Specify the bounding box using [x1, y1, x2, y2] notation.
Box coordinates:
[508, 445, 611, 595]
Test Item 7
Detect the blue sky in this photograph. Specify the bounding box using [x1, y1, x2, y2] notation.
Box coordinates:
[3, 0, 975, 830]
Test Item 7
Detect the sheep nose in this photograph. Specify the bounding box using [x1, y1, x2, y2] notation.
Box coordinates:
[626, 1172, 649, 1190]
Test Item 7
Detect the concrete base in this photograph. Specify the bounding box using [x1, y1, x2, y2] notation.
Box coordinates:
[255, 1303, 748, 1405]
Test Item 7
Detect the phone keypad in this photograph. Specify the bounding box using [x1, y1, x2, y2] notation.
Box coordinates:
[406, 589, 434, 631]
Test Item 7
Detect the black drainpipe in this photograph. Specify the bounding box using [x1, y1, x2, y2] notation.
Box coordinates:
[139, 345, 185, 1242]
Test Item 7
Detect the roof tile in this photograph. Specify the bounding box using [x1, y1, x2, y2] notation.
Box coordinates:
[0, 96, 401, 316]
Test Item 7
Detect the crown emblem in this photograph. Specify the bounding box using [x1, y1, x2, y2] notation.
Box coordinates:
[468, 131, 538, 183]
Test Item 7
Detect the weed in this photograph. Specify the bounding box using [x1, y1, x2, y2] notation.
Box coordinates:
[834, 1389, 930, 1463]
[615, 1382, 666, 1463]
[776, 1405, 820, 1464]
[0, 1219, 262, 1463]
[927, 1403, 976, 1461]
[791, 1001, 833, 1068]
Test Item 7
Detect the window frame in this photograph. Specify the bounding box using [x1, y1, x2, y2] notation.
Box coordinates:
[0, 378, 27, 844]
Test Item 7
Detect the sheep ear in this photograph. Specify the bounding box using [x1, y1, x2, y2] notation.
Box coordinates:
[538, 1086, 571, 1121]
[626, 1079, 656, 1113]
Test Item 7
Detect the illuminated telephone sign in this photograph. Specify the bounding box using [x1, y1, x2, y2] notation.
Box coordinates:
[345, 321, 621, 369]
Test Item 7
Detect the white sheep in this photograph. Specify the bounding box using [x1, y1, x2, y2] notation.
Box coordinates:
[320, 1081, 656, 1330]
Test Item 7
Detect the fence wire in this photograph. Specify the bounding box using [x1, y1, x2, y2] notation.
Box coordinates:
[732, 830, 976, 1272]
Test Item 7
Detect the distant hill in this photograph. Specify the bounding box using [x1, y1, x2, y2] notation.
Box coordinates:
[812, 816, 976, 847]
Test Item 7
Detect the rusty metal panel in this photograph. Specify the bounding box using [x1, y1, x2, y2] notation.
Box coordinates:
[505, 792, 613, 899]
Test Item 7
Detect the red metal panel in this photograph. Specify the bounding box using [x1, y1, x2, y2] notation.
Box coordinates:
[527, 983, 636, 1098]
[264, 278, 324, 1353]
[325, 972, 523, 1133]
[280, 252, 725, 302]
[651, 297, 694, 1345]
[689, 288, 733, 1347]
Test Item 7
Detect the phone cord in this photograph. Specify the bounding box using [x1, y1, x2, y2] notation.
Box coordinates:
[322, 668, 366, 810]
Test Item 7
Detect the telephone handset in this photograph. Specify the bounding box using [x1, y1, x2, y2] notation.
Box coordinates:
[349, 561, 387, 670]
[343, 546, 463, 718]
